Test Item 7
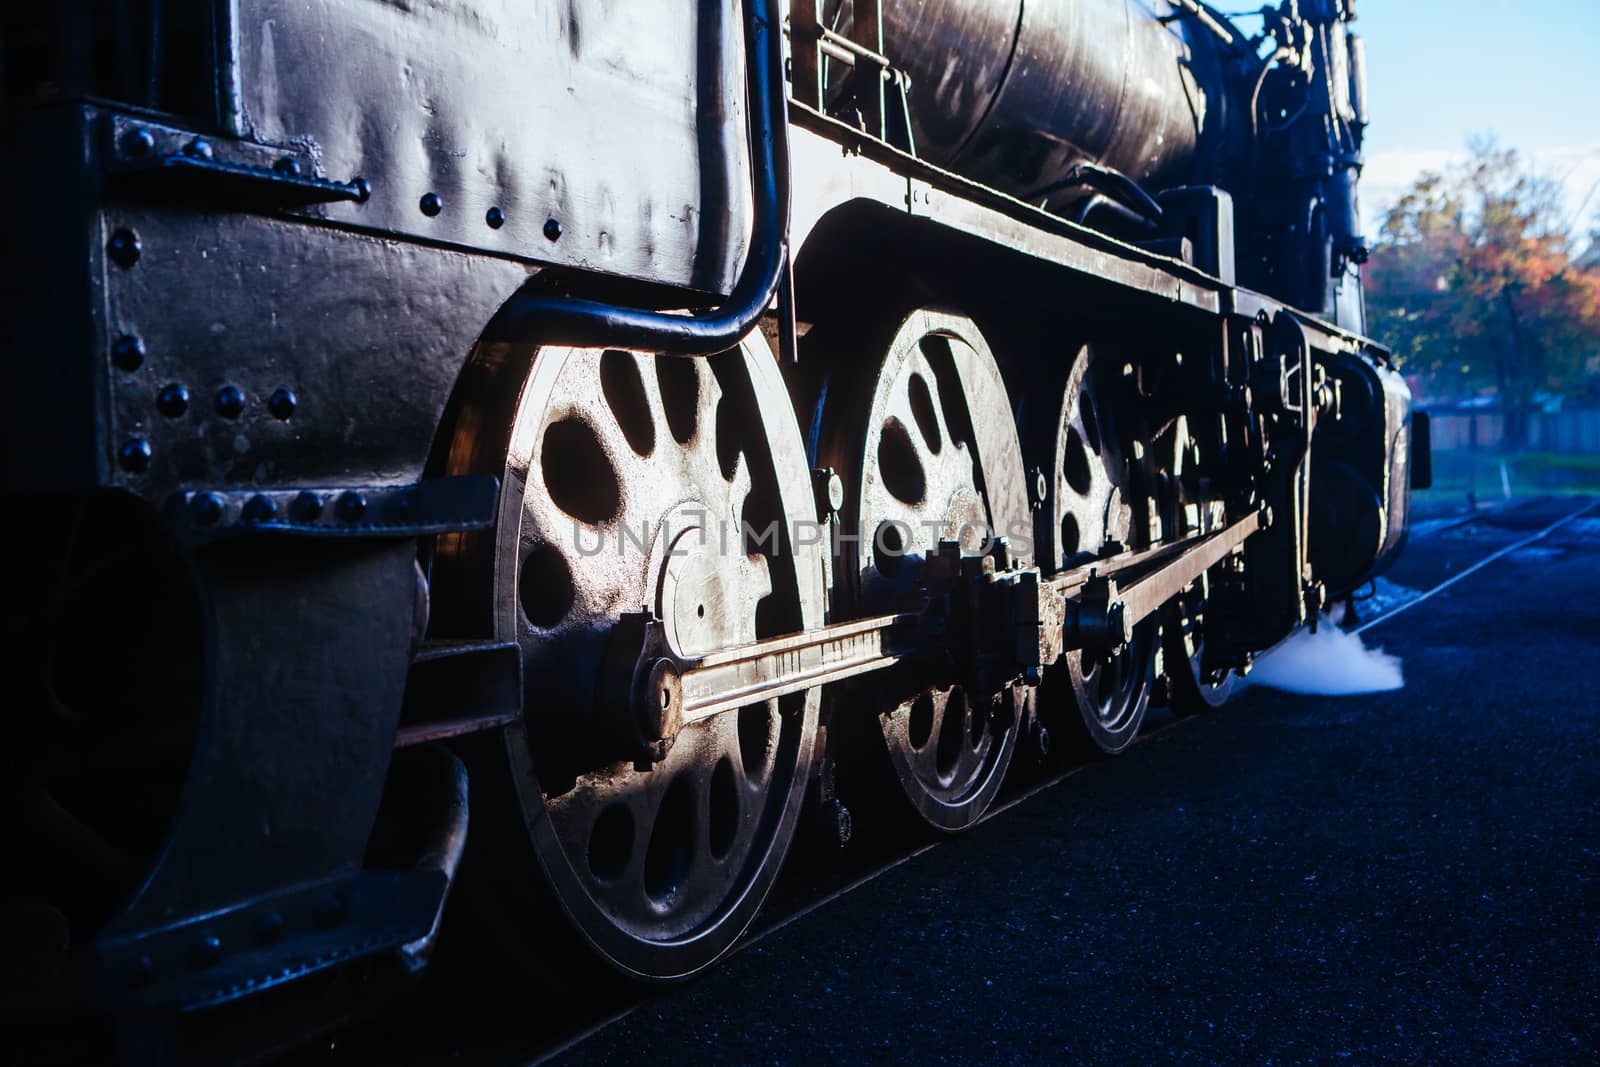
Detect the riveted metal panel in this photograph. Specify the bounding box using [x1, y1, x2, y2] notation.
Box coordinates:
[233, 0, 751, 293]
[99, 204, 530, 499]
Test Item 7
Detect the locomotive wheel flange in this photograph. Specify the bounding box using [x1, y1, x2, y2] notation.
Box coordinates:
[1028, 343, 1157, 755]
[486, 336, 823, 981]
[813, 308, 1032, 832]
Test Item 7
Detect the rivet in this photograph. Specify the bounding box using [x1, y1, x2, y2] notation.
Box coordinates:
[123, 128, 156, 157]
[485, 205, 505, 229]
[215, 385, 245, 419]
[156, 383, 190, 418]
[242, 494, 277, 523]
[267, 387, 297, 420]
[112, 334, 146, 371]
[118, 437, 152, 473]
[337, 490, 368, 522]
[543, 217, 562, 241]
[273, 157, 302, 177]
[183, 138, 214, 161]
[108, 228, 141, 268]
[194, 935, 224, 968]
[291, 490, 324, 522]
[191, 492, 225, 525]
[352, 177, 372, 203]
[419, 192, 443, 217]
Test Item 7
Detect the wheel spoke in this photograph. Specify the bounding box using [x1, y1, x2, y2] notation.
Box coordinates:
[818, 310, 1026, 831]
[483, 338, 822, 978]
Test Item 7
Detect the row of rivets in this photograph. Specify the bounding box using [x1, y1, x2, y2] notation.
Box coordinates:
[116, 895, 333, 989]
[118, 387, 298, 474]
[415, 191, 558, 238]
[184, 489, 370, 526]
[122, 126, 367, 200]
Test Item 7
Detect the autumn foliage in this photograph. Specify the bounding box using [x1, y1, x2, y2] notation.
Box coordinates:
[1364, 140, 1600, 442]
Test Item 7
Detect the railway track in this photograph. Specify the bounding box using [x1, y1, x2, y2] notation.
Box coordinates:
[296, 495, 1595, 1067]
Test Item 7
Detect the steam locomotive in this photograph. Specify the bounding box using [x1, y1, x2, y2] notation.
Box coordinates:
[3, 0, 1420, 1055]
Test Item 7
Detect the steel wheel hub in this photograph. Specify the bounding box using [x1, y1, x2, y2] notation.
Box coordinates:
[494, 337, 822, 979]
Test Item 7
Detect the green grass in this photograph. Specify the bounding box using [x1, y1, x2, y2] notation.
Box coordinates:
[1416, 450, 1600, 512]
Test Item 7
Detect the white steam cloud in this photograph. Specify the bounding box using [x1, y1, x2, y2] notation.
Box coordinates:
[1245, 622, 1404, 696]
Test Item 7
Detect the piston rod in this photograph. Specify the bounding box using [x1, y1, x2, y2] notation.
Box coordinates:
[634, 510, 1266, 746]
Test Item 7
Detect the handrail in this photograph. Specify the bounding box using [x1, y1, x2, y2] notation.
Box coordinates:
[484, 0, 790, 357]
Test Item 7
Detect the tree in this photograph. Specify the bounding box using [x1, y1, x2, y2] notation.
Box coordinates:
[1364, 140, 1600, 444]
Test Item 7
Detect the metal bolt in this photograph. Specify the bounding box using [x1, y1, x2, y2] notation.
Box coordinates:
[543, 217, 563, 241]
[1106, 600, 1127, 649]
[272, 156, 302, 177]
[267, 387, 297, 420]
[156, 383, 190, 418]
[242, 494, 277, 523]
[811, 467, 844, 518]
[183, 138, 214, 161]
[337, 490, 368, 522]
[352, 177, 372, 203]
[118, 437, 151, 473]
[112, 334, 146, 371]
[485, 205, 505, 229]
[215, 385, 245, 418]
[193, 935, 224, 968]
[123, 128, 156, 157]
[108, 228, 141, 268]
[190, 492, 225, 525]
[419, 192, 442, 217]
[291, 490, 324, 522]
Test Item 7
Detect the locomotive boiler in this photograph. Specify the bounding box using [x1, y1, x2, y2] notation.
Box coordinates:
[3, 0, 1419, 1057]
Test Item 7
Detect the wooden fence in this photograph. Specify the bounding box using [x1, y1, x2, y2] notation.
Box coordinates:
[1427, 408, 1600, 453]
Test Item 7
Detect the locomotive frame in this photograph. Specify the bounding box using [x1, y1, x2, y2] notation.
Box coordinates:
[3, 0, 1418, 1056]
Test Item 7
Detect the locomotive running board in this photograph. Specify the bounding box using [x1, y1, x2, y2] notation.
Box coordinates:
[621, 509, 1266, 755]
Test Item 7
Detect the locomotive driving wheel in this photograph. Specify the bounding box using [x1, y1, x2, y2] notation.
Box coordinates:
[1157, 415, 1243, 712]
[1030, 344, 1157, 755]
[487, 336, 823, 980]
[814, 309, 1032, 832]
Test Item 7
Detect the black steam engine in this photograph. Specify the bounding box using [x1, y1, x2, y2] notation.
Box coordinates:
[3, 0, 1419, 1057]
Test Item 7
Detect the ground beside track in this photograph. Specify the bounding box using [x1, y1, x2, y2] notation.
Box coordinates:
[553, 497, 1600, 1064]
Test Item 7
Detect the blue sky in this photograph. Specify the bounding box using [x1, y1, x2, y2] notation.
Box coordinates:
[1336, 1, 1600, 232]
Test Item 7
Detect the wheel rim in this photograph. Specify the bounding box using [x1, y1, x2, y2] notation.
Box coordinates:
[819, 309, 1030, 831]
[1157, 415, 1242, 712]
[1035, 344, 1155, 753]
[494, 337, 821, 979]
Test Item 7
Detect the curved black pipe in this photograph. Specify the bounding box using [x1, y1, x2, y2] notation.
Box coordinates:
[1032, 163, 1165, 226]
[1073, 193, 1158, 234]
[485, 0, 789, 357]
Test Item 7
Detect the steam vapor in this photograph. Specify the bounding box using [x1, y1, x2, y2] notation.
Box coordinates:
[1245, 620, 1405, 696]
